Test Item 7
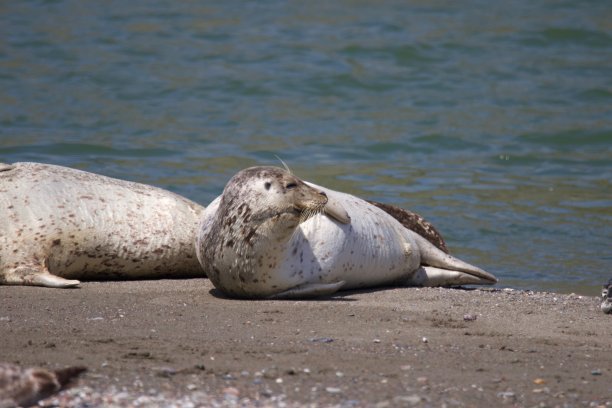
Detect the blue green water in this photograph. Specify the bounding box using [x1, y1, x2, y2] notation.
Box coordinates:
[1, 1, 610, 295]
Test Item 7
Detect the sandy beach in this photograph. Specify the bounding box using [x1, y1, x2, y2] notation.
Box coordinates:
[1, 279, 610, 407]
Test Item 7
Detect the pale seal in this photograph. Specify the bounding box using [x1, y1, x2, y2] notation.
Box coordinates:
[195, 166, 497, 299]
[0, 162, 205, 288]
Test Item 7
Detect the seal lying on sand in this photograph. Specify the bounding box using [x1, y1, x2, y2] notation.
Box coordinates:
[0, 162, 205, 288]
[196, 166, 497, 299]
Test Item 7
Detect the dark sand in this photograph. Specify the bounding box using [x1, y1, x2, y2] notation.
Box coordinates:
[1, 279, 610, 407]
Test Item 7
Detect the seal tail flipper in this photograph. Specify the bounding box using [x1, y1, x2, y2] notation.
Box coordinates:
[268, 281, 346, 299]
[412, 234, 497, 285]
[2, 266, 80, 288]
[411, 266, 495, 286]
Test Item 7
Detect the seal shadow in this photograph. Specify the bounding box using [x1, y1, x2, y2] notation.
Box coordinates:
[320, 284, 485, 298]
[208, 285, 480, 301]
[208, 288, 358, 302]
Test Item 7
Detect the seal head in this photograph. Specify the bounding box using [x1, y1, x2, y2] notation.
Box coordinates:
[198, 166, 349, 298]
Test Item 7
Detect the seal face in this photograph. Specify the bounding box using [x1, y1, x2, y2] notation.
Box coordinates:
[196, 166, 497, 299]
[0, 162, 205, 287]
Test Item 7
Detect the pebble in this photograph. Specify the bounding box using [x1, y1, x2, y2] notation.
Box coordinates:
[463, 314, 477, 321]
[40, 385, 306, 408]
[309, 337, 334, 343]
[153, 367, 177, 378]
[394, 394, 422, 405]
[497, 391, 516, 400]
[325, 387, 342, 394]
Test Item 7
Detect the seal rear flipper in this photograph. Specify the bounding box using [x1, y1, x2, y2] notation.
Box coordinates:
[2, 266, 80, 288]
[409, 266, 496, 287]
[268, 281, 346, 299]
[413, 233, 497, 285]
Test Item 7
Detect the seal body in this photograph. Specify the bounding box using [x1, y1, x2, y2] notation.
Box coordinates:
[196, 166, 497, 299]
[0, 162, 205, 287]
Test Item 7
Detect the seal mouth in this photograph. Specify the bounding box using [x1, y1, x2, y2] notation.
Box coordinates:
[297, 202, 327, 224]
[294, 198, 351, 225]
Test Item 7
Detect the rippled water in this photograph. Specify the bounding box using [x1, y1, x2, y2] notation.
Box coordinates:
[1, 1, 610, 295]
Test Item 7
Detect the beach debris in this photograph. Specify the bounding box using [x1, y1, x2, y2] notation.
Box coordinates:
[309, 337, 334, 343]
[0, 362, 86, 408]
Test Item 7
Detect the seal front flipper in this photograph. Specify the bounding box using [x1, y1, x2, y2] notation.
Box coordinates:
[2, 266, 80, 288]
[268, 281, 346, 299]
[323, 196, 351, 224]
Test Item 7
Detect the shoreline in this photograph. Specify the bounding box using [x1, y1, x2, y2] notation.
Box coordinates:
[1, 279, 610, 407]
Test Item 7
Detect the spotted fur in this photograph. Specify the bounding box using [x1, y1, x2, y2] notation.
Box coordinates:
[366, 201, 448, 253]
[196, 166, 497, 299]
[0, 162, 205, 287]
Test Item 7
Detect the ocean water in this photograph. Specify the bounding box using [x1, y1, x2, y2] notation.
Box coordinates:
[1, 0, 610, 295]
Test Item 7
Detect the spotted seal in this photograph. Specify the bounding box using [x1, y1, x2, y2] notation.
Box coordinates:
[0, 162, 205, 287]
[195, 166, 497, 299]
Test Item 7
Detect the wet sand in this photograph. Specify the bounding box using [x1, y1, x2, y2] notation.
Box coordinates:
[1, 279, 610, 407]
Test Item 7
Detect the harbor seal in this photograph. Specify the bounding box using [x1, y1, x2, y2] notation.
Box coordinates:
[0, 162, 205, 288]
[195, 166, 497, 299]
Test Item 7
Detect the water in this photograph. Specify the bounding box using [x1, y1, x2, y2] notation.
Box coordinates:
[1, 0, 610, 295]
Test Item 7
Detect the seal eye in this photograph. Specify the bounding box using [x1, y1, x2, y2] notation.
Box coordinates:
[264, 182, 271, 190]
[286, 182, 298, 190]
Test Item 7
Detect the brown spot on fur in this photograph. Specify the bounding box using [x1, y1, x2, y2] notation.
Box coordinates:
[367, 200, 448, 253]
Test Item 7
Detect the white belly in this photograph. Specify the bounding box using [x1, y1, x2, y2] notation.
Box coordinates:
[280, 186, 420, 289]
